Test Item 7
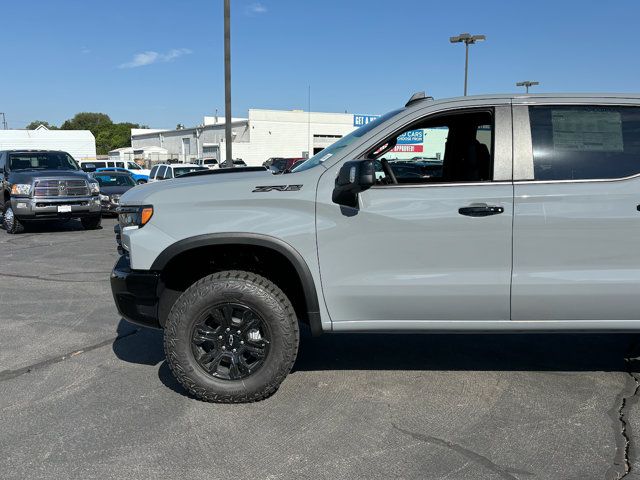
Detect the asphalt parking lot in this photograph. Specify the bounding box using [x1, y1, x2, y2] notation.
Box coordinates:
[1, 218, 640, 479]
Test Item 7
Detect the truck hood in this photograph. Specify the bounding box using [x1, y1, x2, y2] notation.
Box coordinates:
[100, 185, 134, 196]
[9, 169, 91, 183]
[120, 168, 275, 205]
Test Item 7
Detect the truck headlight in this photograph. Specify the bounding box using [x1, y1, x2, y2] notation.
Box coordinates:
[89, 182, 100, 194]
[11, 184, 32, 196]
[117, 205, 153, 229]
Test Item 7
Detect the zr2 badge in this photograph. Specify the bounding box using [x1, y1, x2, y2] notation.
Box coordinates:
[252, 185, 303, 192]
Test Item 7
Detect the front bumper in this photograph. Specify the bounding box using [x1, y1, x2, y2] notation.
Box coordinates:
[11, 196, 101, 220]
[111, 255, 162, 329]
[101, 200, 120, 214]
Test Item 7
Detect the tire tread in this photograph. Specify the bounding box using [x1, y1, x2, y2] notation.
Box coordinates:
[163, 270, 299, 403]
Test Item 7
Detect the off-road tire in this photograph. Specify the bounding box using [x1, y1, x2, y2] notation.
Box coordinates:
[164, 270, 299, 403]
[3, 201, 25, 234]
[80, 215, 101, 230]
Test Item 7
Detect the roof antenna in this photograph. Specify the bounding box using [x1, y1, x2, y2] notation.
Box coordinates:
[405, 91, 434, 107]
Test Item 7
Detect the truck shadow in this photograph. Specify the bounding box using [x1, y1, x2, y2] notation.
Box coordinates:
[1, 219, 96, 233]
[113, 319, 640, 398]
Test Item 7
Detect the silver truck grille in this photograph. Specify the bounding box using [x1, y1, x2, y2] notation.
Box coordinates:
[34, 179, 89, 197]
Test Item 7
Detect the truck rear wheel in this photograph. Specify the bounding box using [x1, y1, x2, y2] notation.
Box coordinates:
[3, 201, 25, 234]
[164, 270, 299, 403]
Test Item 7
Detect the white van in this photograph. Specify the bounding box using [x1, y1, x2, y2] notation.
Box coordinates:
[79, 160, 150, 177]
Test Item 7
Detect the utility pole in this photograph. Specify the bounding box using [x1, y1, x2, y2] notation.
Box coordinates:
[307, 85, 311, 158]
[223, 0, 233, 167]
[516, 81, 539, 93]
[449, 33, 486, 96]
[0, 113, 7, 130]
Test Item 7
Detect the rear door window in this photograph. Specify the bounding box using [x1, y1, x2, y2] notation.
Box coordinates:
[149, 165, 159, 178]
[157, 166, 167, 179]
[529, 105, 640, 180]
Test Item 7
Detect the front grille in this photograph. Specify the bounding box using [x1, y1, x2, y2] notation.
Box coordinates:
[34, 179, 89, 197]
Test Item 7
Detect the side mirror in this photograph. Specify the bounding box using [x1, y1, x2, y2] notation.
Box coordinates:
[332, 160, 375, 208]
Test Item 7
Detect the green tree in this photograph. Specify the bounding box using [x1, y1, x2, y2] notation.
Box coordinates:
[60, 112, 142, 155]
[61, 112, 112, 131]
[25, 120, 58, 130]
[95, 123, 141, 154]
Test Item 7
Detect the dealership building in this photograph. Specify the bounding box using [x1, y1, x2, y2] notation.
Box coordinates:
[129, 109, 378, 166]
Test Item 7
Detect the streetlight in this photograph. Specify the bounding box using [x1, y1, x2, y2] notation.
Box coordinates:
[449, 33, 486, 96]
[516, 81, 539, 93]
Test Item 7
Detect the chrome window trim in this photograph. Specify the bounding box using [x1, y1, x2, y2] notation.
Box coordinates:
[371, 181, 512, 189]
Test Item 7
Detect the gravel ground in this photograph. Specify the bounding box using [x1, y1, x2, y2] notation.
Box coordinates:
[1, 217, 639, 479]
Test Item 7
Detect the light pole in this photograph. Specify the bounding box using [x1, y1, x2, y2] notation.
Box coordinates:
[449, 33, 486, 96]
[223, 0, 233, 167]
[516, 81, 539, 93]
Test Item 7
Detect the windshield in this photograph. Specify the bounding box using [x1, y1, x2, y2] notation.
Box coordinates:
[9, 152, 79, 171]
[174, 166, 207, 177]
[291, 109, 403, 172]
[94, 174, 135, 187]
[271, 159, 288, 169]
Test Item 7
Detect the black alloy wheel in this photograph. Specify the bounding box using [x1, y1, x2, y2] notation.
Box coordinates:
[191, 303, 270, 380]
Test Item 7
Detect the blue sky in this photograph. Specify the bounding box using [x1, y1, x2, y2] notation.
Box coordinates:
[2, 0, 639, 128]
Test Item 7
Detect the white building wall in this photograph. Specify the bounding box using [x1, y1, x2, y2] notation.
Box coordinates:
[0, 129, 97, 161]
[237, 109, 357, 166]
[131, 109, 364, 166]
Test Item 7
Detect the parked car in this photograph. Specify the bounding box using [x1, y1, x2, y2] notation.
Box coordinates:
[195, 158, 220, 170]
[111, 92, 640, 403]
[268, 157, 305, 174]
[1, 149, 101, 233]
[148, 163, 208, 182]
[90, 171, 137, 215]
[286, 159, 306, 172]
[219, 159, 247, 168]
[79, 160, 151, 178]
[95, 167, 149, 184]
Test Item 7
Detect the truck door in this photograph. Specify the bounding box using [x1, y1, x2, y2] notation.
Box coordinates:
[511, 102, 640, 321]
[316, 105, 514, 327]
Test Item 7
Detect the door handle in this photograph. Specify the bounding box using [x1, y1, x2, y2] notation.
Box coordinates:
[458, 203, 504, 217]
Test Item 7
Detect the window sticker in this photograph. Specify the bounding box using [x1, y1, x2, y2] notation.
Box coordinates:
[551, 109, 623, 152]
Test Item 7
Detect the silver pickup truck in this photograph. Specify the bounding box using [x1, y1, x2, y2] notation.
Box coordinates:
[1, 150, 102, 233]
[111, 93, 640, 402]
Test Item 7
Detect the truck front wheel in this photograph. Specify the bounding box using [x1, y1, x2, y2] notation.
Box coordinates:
[164, 270, 299, 403]
[3, 201, 25, 234]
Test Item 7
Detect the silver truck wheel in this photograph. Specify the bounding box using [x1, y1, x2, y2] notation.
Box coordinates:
[164, 270, 299, 403]
[3, 202, 24, 234]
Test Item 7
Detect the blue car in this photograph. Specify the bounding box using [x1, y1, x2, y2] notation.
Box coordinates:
[95, 167, 149, 184]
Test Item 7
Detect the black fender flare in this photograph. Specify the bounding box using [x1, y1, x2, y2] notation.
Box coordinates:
[151, 233, 323, 336]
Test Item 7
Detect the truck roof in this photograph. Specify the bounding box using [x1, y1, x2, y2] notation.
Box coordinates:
[405, 92, 640, 110]
[1, 149, 69, 154]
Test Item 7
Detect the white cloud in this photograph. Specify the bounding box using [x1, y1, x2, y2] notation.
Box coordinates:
[118, 48, 193, 69]
[245, 2, 267, 15]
